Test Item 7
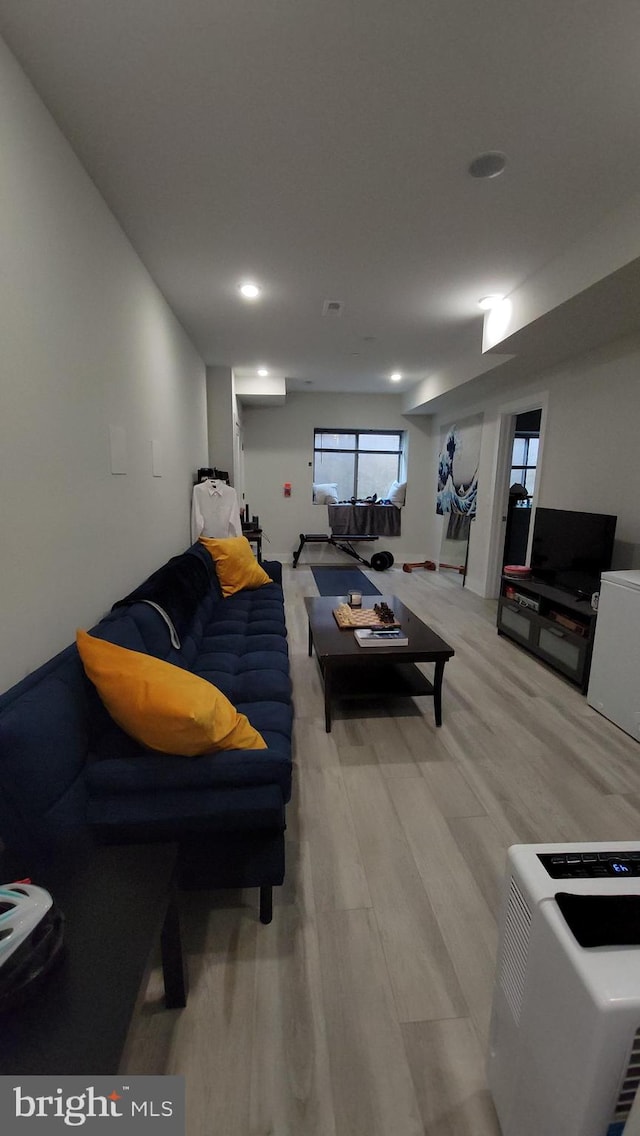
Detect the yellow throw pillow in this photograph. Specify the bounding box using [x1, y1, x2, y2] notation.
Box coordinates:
[198, 535, 272, 597]
[76, 629, 267, 755]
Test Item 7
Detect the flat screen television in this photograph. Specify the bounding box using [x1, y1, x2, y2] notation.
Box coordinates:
[530, 508, 617, 597]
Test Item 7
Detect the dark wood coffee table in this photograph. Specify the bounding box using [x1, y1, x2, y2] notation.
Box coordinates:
[304, 594, 455, 732]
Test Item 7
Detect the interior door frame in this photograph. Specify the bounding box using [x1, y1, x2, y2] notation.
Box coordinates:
[485, 391, 549, 597]
[233, 410, 244, 504]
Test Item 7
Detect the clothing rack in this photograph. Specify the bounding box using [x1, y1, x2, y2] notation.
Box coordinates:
[196, 466, 230, 485]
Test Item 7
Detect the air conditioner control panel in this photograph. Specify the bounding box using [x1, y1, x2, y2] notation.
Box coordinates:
[539, 851, 640, 879]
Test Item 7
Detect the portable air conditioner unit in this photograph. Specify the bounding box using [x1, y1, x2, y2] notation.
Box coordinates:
[488, 842, 640, 1136]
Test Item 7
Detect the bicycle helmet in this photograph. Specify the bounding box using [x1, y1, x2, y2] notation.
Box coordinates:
[0, 882, 65, 1013]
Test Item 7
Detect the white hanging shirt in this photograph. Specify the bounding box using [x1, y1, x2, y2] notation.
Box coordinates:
[191, 480, 242, 542]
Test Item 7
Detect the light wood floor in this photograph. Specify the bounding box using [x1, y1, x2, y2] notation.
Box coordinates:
[123, 565, 640, 1135]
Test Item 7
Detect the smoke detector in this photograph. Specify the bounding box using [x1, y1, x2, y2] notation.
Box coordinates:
[322, 299, 344, 317]
[468, 151, 506, 179]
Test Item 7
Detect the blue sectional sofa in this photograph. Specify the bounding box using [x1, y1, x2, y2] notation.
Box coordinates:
[0, 543, 293, 923]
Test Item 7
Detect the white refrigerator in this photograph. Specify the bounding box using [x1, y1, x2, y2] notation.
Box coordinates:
[587, 569, 640, 742]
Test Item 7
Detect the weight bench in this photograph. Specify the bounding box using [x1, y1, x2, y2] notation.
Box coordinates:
[292, 533, 394, 571]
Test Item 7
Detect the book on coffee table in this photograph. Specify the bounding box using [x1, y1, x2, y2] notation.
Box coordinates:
[354, 628, 408, 647]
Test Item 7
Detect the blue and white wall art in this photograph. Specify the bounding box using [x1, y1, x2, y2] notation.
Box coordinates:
[436, 414, 483, 516]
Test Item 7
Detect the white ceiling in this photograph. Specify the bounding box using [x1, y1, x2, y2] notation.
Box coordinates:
[1, 0, 640, 407]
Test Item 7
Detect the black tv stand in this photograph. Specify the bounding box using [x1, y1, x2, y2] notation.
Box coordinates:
[497, 575, 598, 692]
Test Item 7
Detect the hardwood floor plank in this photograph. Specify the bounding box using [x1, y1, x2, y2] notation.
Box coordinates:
[317, 908, 423, 1136]
[329, 700, 396, 744]
[291, 659, 327, 720]
[344, 765, 467, 1023]
[446, 814, 511, 922]
[534, 703, 640, 795]
[419, 760, 486, 818]
[389, 777, 498, 1042]
[394, 711, 452, 762]
[250, 841, 337, 1136]
[436, 711, 526, 845]
[361, 715, 423, 779]
[294, 717, 341, 769]
[336, 741, 378, 768]
[126, 901, 258, 1135]
[335, 712, 451, 770]
[300, 766, 372, 911]
[402, 1018, 501, 1136]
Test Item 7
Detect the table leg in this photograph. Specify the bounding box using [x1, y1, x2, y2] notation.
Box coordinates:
[160, 896, 188, 1009]
[433, 660, 446, 727]
[324, 663, 332, 733]
[259, 885, 273, 925]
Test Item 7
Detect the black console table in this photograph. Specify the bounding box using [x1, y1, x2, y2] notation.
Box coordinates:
[0, 842, 187, 1075]
[497, 575, 598, 692]
[242, 524, 263, 561]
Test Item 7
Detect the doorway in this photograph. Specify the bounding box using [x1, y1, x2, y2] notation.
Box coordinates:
[502, 408, 541, 567]
[485, 395, 547, 598]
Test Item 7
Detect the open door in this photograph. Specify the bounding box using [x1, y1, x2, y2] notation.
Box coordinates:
[502, 409, 541, 567]
[486, 397, 547, 598]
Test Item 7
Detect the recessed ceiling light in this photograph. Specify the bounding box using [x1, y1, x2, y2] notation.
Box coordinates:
[322, 299, 343, 316]
[390, 372, 402, 382]
[468, 151, 506, 179]
[239, 281, 260, 300]
[478, 294, 505, 311]
[257, 367, 269, 376]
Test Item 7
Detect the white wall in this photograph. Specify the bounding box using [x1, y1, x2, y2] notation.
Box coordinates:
[242, 392, 436, 565]
[437, 333, 640, 597]
[535, 336, 640, 538]
[206, 365, 234, 478]
[0, 37, 207, 692]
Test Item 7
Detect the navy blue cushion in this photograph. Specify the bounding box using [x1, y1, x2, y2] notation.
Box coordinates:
[86, 752, 291, 800]
[193, 665, 292, 705]
[87, 784, 285, 835]
[237, 699, 293, 741]
[90, 603, 176, 661]
[0, 646, 94, 855]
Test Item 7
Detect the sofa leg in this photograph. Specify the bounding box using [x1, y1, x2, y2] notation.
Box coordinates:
[259, 885, 273, 924]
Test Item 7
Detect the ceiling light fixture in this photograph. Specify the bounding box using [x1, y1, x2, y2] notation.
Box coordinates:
[390, 372, 402, 382]
[257, 368, 269, 376]
[484, 297, 513, 348]
[239, 281, 260, 300]
[478, 294, 505, 311]
[468, 151, 506, 179]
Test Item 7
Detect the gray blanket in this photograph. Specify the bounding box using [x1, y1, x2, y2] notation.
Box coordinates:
[328, 504, 401, 538]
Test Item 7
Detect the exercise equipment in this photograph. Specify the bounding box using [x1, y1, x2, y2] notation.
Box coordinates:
[370, 549, 394, 571]
[402, 560, 464, 573]
[293, 533, 394, 571]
